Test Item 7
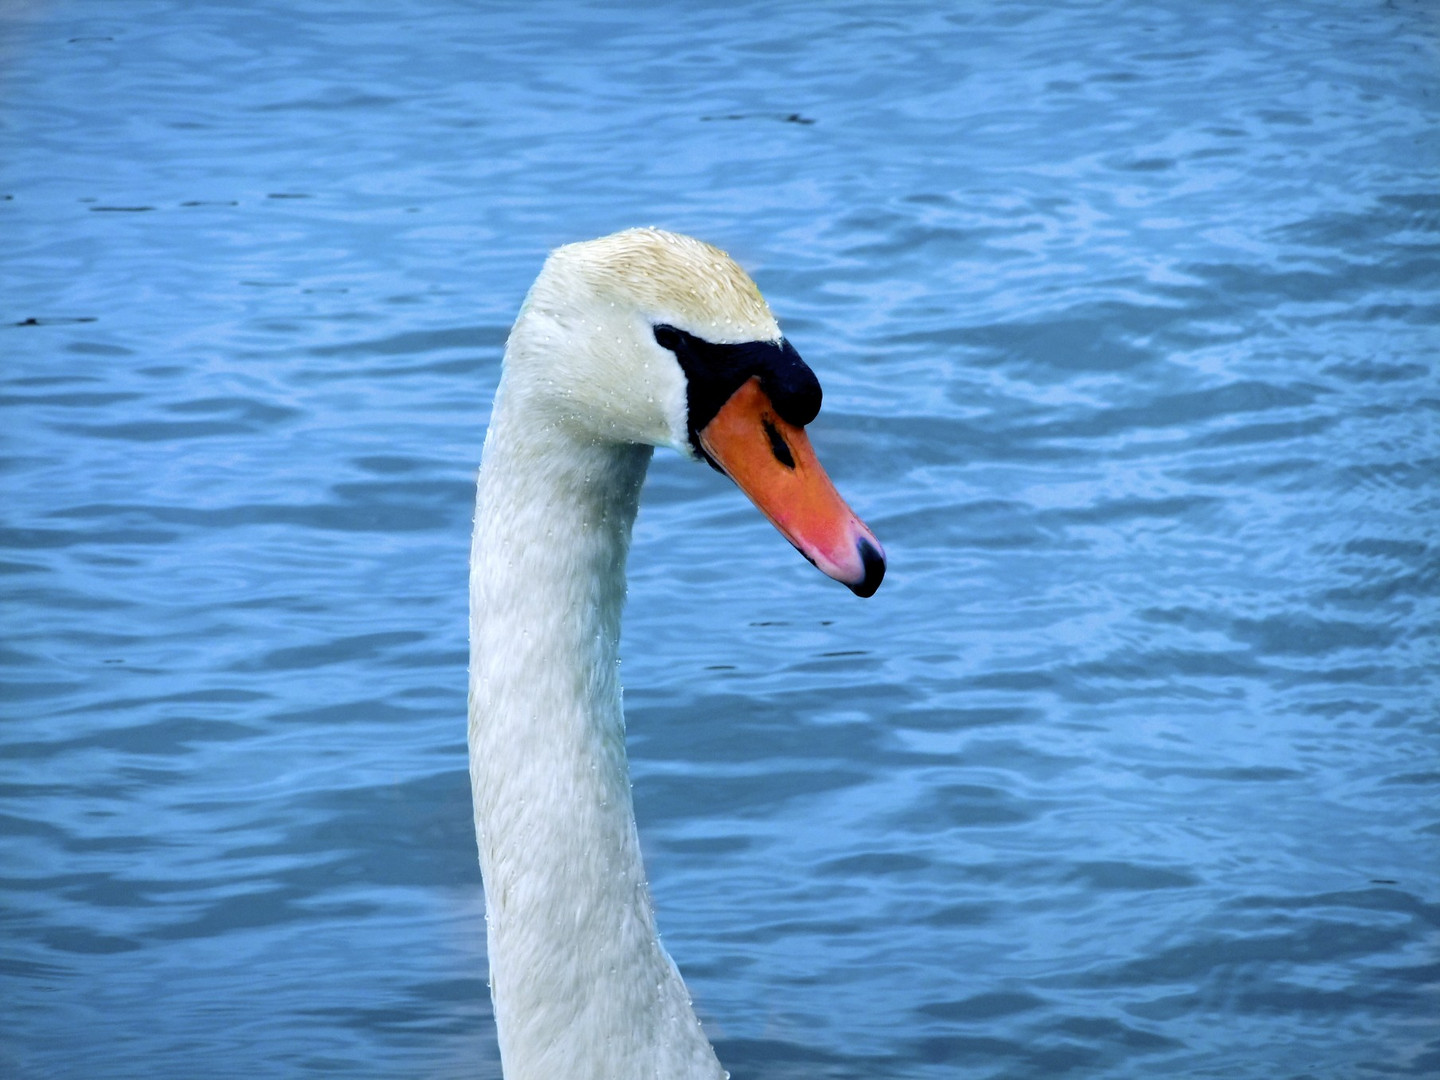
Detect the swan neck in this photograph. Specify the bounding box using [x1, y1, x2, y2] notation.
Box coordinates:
[467, 394, 723, 1079]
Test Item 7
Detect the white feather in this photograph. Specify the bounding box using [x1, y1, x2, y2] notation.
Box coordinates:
[469, 228, 777, 1079]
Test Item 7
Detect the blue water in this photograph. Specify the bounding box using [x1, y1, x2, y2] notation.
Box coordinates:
[3, 2, 1437, 1077]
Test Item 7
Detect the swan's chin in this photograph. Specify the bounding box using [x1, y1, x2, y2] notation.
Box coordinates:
[698, 376, 885, 597]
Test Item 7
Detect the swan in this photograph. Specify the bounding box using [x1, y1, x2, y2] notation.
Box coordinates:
[468, 227, 885, 1079]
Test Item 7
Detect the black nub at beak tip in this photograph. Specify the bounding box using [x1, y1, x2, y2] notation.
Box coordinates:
[848, 537, 886, 598]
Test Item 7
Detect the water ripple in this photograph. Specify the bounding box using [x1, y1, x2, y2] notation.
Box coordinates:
[3, 2, 1437, 1078]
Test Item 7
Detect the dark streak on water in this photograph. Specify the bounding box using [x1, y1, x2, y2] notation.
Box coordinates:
[2, 2, 1438, 1078]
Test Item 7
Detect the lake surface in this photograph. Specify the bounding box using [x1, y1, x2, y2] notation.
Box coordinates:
[3, 2, 1437, 1077]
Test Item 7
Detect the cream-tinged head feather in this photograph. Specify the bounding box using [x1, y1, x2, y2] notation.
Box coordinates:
[499, 228, 782, 453]
[550, 228, 779, 342]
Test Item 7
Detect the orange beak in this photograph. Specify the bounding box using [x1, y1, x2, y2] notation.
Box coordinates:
[697, 377, 885, 597]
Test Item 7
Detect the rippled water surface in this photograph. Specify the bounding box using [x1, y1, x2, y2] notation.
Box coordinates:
[3, 2, 1438, 1077]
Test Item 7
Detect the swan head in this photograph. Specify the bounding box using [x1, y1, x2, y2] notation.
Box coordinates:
[504, 227, 885, 597]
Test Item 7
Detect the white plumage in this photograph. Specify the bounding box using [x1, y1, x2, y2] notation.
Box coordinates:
[468, 228, 880, 1079]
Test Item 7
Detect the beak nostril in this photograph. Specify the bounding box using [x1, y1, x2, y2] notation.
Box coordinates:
[762, 416, 796, 469]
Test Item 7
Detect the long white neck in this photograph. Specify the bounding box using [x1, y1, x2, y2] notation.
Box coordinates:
[468, 380, 725, 1080]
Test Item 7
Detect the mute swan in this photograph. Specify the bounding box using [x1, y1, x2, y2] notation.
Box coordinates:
[468, 228, 884, 1079]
